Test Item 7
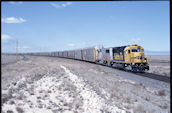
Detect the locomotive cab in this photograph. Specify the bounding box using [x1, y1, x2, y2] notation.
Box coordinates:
[124, 44, 149, 72]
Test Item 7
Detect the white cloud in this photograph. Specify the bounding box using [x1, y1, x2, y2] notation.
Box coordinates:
[9, 1, 23, 4]
[50, 2, 72, 8]
[62, 2, 72, 7]
[2, 34, 13, 43]
[50, 3, 61, 8]
[2, 17, 26, 23]
[68, 43, 75, 47]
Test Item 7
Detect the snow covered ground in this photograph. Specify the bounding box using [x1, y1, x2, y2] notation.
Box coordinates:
[1, 55, 170, 113]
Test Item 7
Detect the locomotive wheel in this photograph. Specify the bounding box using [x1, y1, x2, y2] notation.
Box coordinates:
[125, 65, 132, 71]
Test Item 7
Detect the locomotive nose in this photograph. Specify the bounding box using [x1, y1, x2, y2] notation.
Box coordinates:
[139, 53, 145, 59]
[139, 53, 141, 58]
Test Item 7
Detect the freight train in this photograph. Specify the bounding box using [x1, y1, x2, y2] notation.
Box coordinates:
[25, 44, 149, 72]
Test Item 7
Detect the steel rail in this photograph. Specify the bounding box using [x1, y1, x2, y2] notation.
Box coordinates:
[133, 72, 170, 83]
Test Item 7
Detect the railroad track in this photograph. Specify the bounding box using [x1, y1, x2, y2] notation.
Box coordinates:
[134, 72, 170, 83]
[94, 61, 170, 83]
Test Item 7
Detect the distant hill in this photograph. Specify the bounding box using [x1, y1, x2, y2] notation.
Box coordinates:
[145, 50, 170, 55]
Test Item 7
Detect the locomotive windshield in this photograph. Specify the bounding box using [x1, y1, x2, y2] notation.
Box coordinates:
[132, 49, 137, 52]
[132, 48, 141, 52]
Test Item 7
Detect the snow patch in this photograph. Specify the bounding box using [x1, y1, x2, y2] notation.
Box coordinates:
[118, 79, 136, 85]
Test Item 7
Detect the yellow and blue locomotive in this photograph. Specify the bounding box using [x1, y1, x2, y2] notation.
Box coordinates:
[96, 44, 149, 72]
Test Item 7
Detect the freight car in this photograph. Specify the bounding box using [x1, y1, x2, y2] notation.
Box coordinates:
[26, 44, 149, 72]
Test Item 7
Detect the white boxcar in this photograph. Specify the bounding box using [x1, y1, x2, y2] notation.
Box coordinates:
[63, 51, 68, 58]
[82, 47, 96, 62]
[68, 50, 75, 59]
[53, 52, 58, 57]
[58, 52, 63, 57]
[74, 49, 82, 60]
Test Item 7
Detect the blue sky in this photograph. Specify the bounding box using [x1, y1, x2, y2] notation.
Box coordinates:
[1, 1, 170, 53]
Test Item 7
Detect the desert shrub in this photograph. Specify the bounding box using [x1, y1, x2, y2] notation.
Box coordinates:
[134, 103, 147, 113]
[7, 110, 13, 113]
[156, 90, 166, 96]
[37, 96, 41, 99]
[16, 107, 24, 113]
[12, 82, 17, 86]
[161, 103, 168, 109]
[74, 111, 78, 113]
[47, 106, 51, 109]
[2, 97, 8, 104]
[17, 95, 23, 100]
[145, 97, 150, 101]
[39, 90, 43, 93]
[48, 90, 52, 93]
[162, 72, 167, 75]
[139, 83, 145, 88]
[9, 100, 15, 105]
[38, 104, 43, 108]
[2, 93, 13, 104]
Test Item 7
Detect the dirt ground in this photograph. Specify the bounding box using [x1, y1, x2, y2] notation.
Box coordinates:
[1, 54, 170, 113]
[146, 55, 170, 77]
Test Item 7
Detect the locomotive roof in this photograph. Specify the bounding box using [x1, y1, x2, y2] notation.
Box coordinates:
[105, 44, 140, 49]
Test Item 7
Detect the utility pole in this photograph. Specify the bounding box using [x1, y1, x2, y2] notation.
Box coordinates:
[16, 39, 18, 62]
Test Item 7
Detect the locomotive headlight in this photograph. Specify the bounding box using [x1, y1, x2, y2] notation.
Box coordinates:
[139, 53, 142, 59]
[139, 53, 141, 57]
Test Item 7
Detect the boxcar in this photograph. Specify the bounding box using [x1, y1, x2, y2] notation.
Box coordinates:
[58, 52, 63, 57]
[54, 52, 59, 57]
[82, 47, 97, 62]
[68, 50, 75, 59]
[63, 51, 68, 58]
[75, 49, 82, 60]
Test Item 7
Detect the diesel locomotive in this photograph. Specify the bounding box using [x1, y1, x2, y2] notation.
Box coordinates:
[96, 44, 149, 72]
